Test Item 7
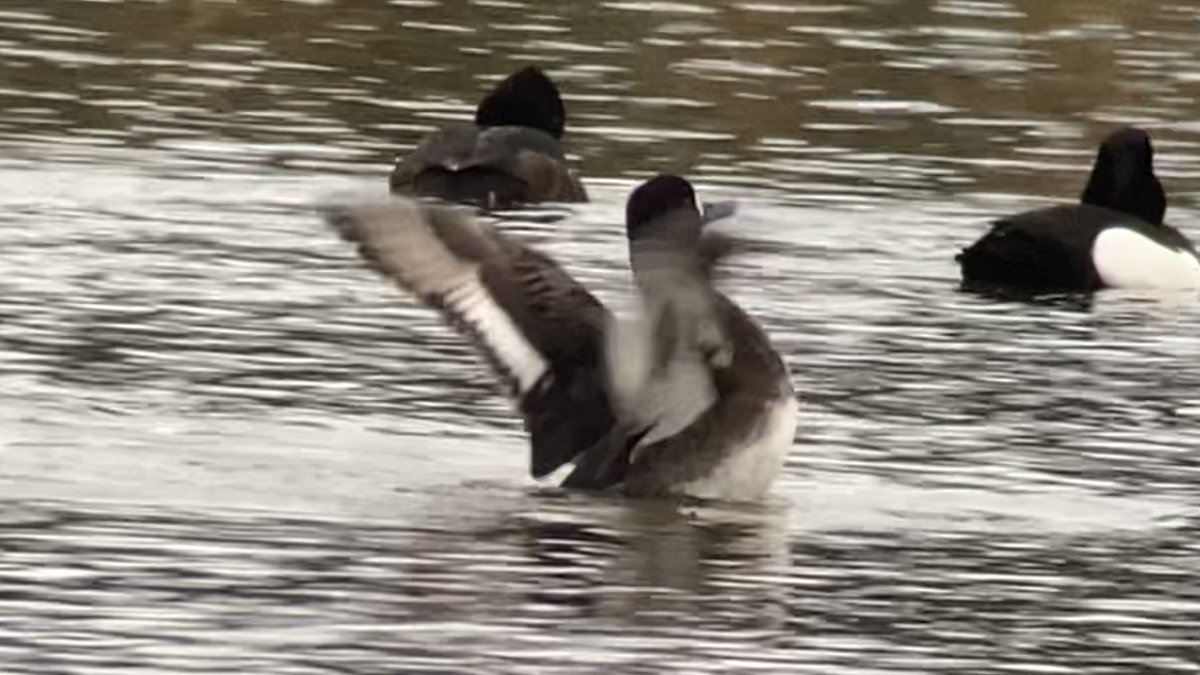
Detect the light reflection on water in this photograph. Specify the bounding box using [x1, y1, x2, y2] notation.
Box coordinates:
[2, 0, 1200, 672]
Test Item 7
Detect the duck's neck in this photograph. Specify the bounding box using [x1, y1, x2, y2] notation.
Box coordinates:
[1081, 159, 1166, 225]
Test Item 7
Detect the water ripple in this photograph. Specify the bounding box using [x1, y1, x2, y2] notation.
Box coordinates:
[4, 0, 1200, 672]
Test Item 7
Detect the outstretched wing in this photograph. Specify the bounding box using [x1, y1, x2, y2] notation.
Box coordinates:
[323, 197, 615, 477]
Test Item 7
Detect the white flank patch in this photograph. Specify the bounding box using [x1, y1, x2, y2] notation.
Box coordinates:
[1092, 227, 1200, 290]
[442, 276, 548, 394]
[682, 390, 798, 502]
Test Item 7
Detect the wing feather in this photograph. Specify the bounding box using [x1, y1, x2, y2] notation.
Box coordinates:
[323, 197, 615, 477]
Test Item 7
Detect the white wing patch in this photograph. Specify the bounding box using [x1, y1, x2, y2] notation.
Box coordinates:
[1092, 227, 1200, 290]
[442, 276, 548, 394]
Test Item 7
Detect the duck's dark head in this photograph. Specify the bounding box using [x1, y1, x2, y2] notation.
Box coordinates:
[625, 174, 701, 243]
[474, 66, 566, 139]
[1080, 126, 1166, 225]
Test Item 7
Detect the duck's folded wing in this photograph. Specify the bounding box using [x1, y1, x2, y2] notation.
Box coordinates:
[957, 205, 1103, 290]
[390, 126, 479, 189]
[391, 126, 584, 207]
[322, 197, 615, 477]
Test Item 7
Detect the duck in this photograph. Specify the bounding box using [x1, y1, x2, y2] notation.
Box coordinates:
[324, 175, 796, 501]
[957, 127, 1200, 292]
[389, 66, 588, 210]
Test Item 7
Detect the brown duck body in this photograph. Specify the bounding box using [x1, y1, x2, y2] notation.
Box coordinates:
[390, 67, 587, 210]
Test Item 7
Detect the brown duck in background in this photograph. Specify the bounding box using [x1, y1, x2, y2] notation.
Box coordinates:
[390, 66, 588, 210]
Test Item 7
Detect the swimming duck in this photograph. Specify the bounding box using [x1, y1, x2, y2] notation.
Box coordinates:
[389, 66, 587, 209]
[325, 175, 795, 500]
[957, 127, 1200, 292]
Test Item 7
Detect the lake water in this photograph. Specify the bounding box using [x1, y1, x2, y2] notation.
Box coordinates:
[3, 0, 1200, 672]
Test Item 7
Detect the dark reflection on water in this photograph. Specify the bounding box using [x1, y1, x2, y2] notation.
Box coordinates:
[3, 0, 1200, 672]
[1, 499, 1198, 673]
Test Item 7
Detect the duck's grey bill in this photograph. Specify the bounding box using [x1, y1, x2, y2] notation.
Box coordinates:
[701, 200, 737, 224]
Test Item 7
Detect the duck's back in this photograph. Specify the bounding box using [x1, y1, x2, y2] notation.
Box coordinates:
[958, 204, 1200, 291]
[390, 124, 585, 208]
[957, 204, 1109, 290]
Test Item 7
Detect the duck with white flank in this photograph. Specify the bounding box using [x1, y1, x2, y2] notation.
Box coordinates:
[957, 127, 1200, 292]
[324, 175, 796, 501]
[389, 66, 587, 210]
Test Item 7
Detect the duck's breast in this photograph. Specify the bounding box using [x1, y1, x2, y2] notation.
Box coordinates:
[681, 389, 798, 502]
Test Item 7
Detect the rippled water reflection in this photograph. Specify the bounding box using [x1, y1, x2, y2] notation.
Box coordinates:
[3, 0, 1200, 672]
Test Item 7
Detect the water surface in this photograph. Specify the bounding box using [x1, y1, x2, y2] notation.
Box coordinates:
[3, 0, 1200, 672]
